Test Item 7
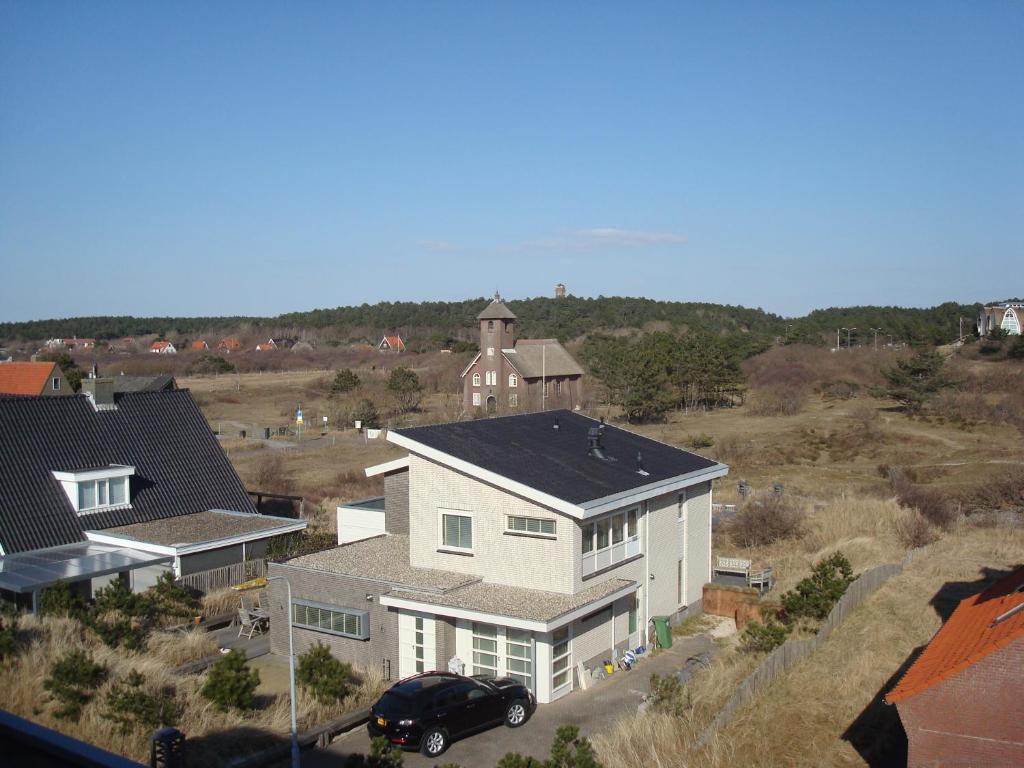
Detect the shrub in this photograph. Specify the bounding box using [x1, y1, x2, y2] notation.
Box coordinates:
[296, 643, 354, 703]
[86, 613, 148, 650]
[820, 379, 860, 400]
[251, 453, 292, 494]
[1008, 336, 1024, 360]
[497, 725, 603, 768]
[687, 433, 714, 449]
[740, 616, 790, 654]
[39, 582, 84, 618]
[144, 571, 199, 620]
[331, 369, 361, 394]
[266, 530, 337, 560]
[201, 649, 260, 711]
[877, 350, 955, 412]
[780, 552, 855, 623]
[187, 354, 235, 375]
[895, 483, 957, 530]
[895, 511, 939, 549]
[747, 386, 808, 416]
[352, 398, 382, 429]
[94, 577, 149, 618]
[43, 649, 108, 721]
[728, 496, 806, 547]
[647, 672, 690, 716]
[103, 670, 180, 734]
[342, 737, 405, 767]
[0, 613, 17, 659]
[387, 367, 423, 413]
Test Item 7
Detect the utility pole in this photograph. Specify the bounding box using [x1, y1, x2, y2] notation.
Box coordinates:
[836, 328, 841, 350]
[846, 327, 856, 349]
[870, 328, 882, 351]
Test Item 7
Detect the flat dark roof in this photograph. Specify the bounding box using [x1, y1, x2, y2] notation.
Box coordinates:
[393, 410, 720, 505]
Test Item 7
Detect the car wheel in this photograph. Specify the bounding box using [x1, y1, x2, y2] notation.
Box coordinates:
[505, 699, 529, 728]
[420, 727, 448, 757]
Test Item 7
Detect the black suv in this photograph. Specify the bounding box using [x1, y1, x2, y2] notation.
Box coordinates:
[367, 672, 536, 757]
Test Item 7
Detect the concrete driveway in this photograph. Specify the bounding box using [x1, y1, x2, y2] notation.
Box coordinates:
[301, 632, 715, 767]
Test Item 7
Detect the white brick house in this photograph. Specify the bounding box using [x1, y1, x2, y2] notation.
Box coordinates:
[268, 410, 727, 705]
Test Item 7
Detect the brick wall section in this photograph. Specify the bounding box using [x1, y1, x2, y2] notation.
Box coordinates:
[384, 470, 409, 535]
[266, 562, 399, 679]
[896, 638, 1024, 767]
[407, 455, 575, 592]
[436, 616, 457, 671]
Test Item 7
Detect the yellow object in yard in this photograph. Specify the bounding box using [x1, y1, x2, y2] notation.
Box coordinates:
[604, 662, 614, 674]
[232, 577, 268, 591]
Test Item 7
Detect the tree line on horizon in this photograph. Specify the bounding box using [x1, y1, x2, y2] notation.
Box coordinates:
[0, 296, 981, 348]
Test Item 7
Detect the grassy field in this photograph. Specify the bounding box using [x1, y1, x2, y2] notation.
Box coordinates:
[179, 348, 1021, 766]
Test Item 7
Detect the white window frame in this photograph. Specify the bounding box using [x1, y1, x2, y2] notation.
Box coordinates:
[487, 347, 495, 357]
[508, 392, 518, 408]
[485, 370, 496, 386]
[581, 507, 641, 577]
[506, 515, 556, 538]
[508, 373, 518, 388]
[52, 377, 60, 391]
[292, 600, 370, 640]
[551, 626, 572, 692]
[472, 372, 481, 386]
[472, 392, 481, 407]
[439, 509, 474, 553]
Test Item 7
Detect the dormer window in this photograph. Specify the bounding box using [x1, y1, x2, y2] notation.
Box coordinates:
[52, 465, 134, 515]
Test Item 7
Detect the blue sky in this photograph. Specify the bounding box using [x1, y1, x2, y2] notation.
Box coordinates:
[1, 2, 1021, 321]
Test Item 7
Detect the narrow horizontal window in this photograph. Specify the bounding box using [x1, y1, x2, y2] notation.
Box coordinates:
[507, 515, 556, 536]
[292, 601, 369, 640]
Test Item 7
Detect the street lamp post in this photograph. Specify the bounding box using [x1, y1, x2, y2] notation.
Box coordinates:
[870, 328, 882, 351]
[846, 327, 857, 349]
[266, 575, 299, 768]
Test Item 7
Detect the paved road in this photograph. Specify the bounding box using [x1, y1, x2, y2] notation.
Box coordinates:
[301, 633, 715, 768]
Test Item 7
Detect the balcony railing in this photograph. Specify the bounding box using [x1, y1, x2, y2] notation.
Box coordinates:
[582, 535, 640, 577]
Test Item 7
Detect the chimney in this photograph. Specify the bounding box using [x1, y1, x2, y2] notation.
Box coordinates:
[81, 377, 116, 411]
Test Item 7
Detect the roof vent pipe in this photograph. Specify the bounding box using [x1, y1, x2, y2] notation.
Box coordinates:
[587, 426, 607, 460]
[636, 451, 649, 476]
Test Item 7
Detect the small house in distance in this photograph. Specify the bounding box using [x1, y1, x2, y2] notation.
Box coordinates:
[190, 339, 209, 351]
[255, 340, 277, 352]
[0, 361, 71, 396]
[977, 301, 1023, 336]
[885, 567, 1024, 767]
[150, 340, 177, 354]
[218, 337, 242, 353]
[378, 334, 406, 353]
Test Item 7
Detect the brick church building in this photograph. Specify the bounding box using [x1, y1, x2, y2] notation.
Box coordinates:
[461, 294, 584, 414]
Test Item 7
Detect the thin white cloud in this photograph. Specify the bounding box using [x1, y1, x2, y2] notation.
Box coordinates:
[417, 240, 458, 252]
[576, 227, 687, 245]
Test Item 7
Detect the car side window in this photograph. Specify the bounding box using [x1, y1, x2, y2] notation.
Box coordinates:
[467, 686, 487, 700]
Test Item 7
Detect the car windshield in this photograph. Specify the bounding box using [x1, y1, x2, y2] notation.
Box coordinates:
[375, 691, 417, 718]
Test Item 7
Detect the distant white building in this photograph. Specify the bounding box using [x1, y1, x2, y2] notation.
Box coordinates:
[978, 302, 1023, 336]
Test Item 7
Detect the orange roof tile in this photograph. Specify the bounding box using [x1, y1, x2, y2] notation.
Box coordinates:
[0, 362, 58, 396]
[382, 335, 405, 349]
[190, 340, 208, 350]
[886, 567, 1024, 703]
[150, 341, 171, 350]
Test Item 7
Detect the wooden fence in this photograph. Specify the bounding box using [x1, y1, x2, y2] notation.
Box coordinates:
[177, 558, 267, 594]
[697, 546, 927, 746]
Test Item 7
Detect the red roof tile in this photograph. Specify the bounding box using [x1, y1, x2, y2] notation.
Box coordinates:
[381, 335, 405, 350]
[0, 362, 58, 396]
[886, 567, 1024, 703]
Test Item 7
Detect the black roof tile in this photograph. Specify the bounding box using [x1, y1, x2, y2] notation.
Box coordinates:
[0, 390, 255, 554]
[393, 410, 720, 506]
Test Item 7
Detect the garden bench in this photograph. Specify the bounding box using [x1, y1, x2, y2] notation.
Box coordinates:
[715, 556, 752, 580]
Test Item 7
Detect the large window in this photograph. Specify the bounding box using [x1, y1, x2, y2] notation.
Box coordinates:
[472, 372, 481, 386]
[505, 628, 532, 687]
[551, 627, 571, 690]
[441, 512, 473, 550]
[78, 477, 128, 512]
[508, 393, 518, 408]
[472, 392, 481, 406]
[581, 508, 641, 577]
[508, 373, 518, 388]
[486, 370, 496, 386]
[507, 515, 555, 537]
[292, 601, 369, 640]
[472, 622, 498, 676]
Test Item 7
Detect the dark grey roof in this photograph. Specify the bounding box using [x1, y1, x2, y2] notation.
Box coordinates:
[476, 297, 518, 321]
[506, 339, 584, 378]
[393, 410, 721, 506]
[111, 374, 176, 393]
[0, 390, 256, 554]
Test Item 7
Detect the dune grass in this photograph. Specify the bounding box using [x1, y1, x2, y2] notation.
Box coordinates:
[2, 613, 386, 767]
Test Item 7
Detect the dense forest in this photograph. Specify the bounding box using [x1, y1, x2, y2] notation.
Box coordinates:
[0, 296, 981, 348]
